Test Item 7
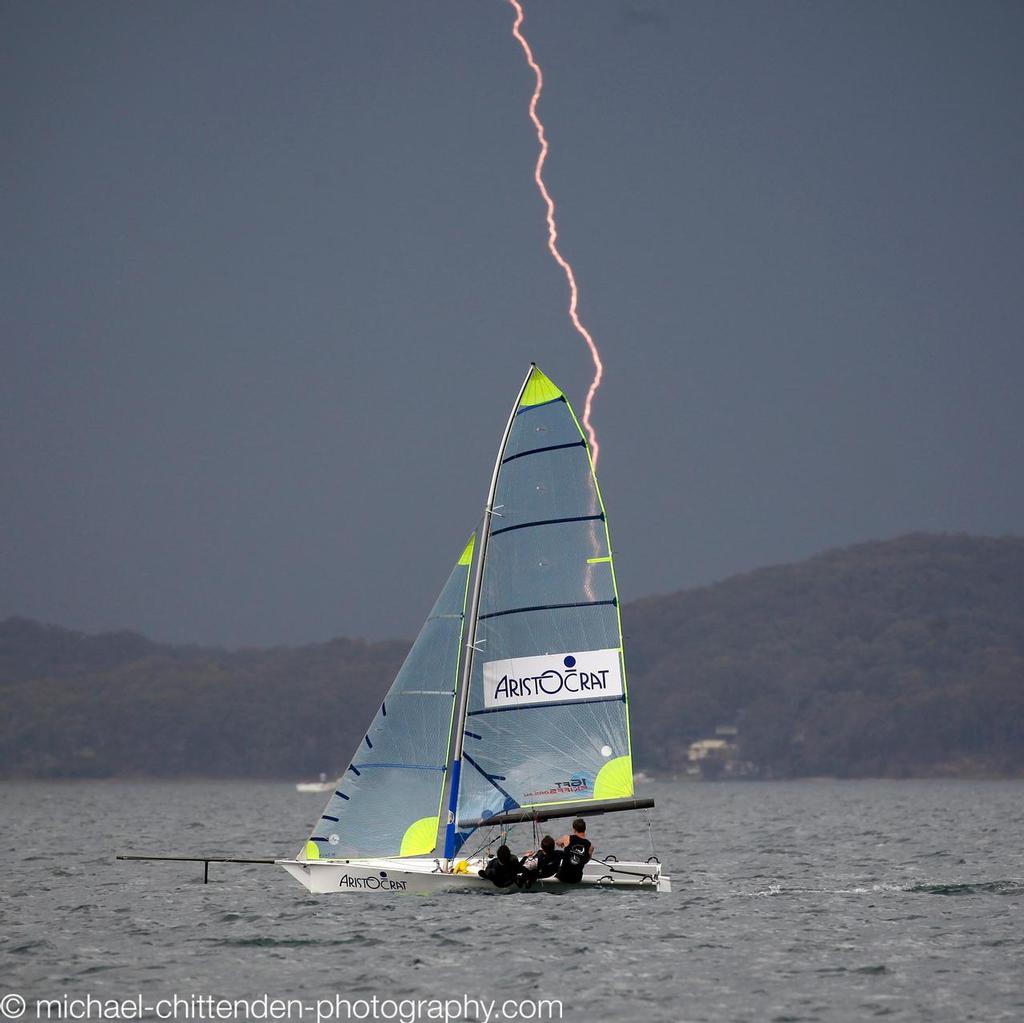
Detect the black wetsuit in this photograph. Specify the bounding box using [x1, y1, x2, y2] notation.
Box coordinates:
[478, 855, 520, 889]
[555, 835, 592, 883]
[517, 848, 563, 889]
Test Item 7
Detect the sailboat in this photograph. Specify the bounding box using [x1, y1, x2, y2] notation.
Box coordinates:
[278, 366, 669, 894]
[295, 773, 334, 793]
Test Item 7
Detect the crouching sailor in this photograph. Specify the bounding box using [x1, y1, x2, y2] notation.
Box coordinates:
[516, 835, 562, 889]
[478, 844, 520, 888]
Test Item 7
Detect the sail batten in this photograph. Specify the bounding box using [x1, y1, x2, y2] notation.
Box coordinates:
[478, 598, 617, 621]
[490, 513, 604, 537]
[501, 439, 586, 464]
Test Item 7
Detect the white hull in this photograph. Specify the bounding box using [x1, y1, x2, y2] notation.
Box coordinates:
[294, 782, 334, 793]
[278, 856, 670, 894]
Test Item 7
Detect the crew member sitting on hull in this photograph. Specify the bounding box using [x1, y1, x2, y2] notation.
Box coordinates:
[516, 835, 562, 889]
[478, 844, 520, 889]
[555, 818, 593, 883]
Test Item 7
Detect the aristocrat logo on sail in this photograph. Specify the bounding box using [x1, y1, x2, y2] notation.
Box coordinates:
[483, 649, 623, 709]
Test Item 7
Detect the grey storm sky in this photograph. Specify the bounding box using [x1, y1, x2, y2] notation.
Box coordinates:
[3, 1, 1022, 647]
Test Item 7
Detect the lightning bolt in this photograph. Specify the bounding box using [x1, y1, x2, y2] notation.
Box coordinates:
[506, 0, 604, 466]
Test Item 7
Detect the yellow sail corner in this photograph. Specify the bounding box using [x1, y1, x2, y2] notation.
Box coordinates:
[593, 756, 634, 800]
[399, 816, 439, 857]
[519, 366, 562, 408]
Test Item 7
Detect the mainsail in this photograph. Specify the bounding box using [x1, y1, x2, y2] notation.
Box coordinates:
[451, 367, 633, 849]
[303, 534, 474, 860]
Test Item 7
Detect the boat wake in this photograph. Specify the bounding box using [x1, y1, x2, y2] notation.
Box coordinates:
[742, 878, 1024, 898]
[907, 879, 1024, 897]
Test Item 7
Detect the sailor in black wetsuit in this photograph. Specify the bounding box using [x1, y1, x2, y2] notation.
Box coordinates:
[555, 818, 593, 884]
[478, 844, 520, 889]
[516, 835, 562, 889]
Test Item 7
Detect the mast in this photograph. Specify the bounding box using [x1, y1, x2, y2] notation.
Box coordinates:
[442, 363, 536, 858]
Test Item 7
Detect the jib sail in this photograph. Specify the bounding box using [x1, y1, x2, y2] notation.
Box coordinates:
[303, 534, 474, 860]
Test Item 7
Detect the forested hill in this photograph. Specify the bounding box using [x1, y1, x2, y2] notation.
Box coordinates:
[626, 533, 1024, 777]
[2, 533, 1022, 779]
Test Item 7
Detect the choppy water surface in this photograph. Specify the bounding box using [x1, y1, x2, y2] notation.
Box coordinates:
[2, 780, 1022, 1022]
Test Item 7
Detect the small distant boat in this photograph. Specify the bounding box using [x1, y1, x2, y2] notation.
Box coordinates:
[295, 774, 334, 793]
[278, 366, 669, 894]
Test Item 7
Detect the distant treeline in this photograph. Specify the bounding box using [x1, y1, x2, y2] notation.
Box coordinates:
[2, 533, 1022, 780]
